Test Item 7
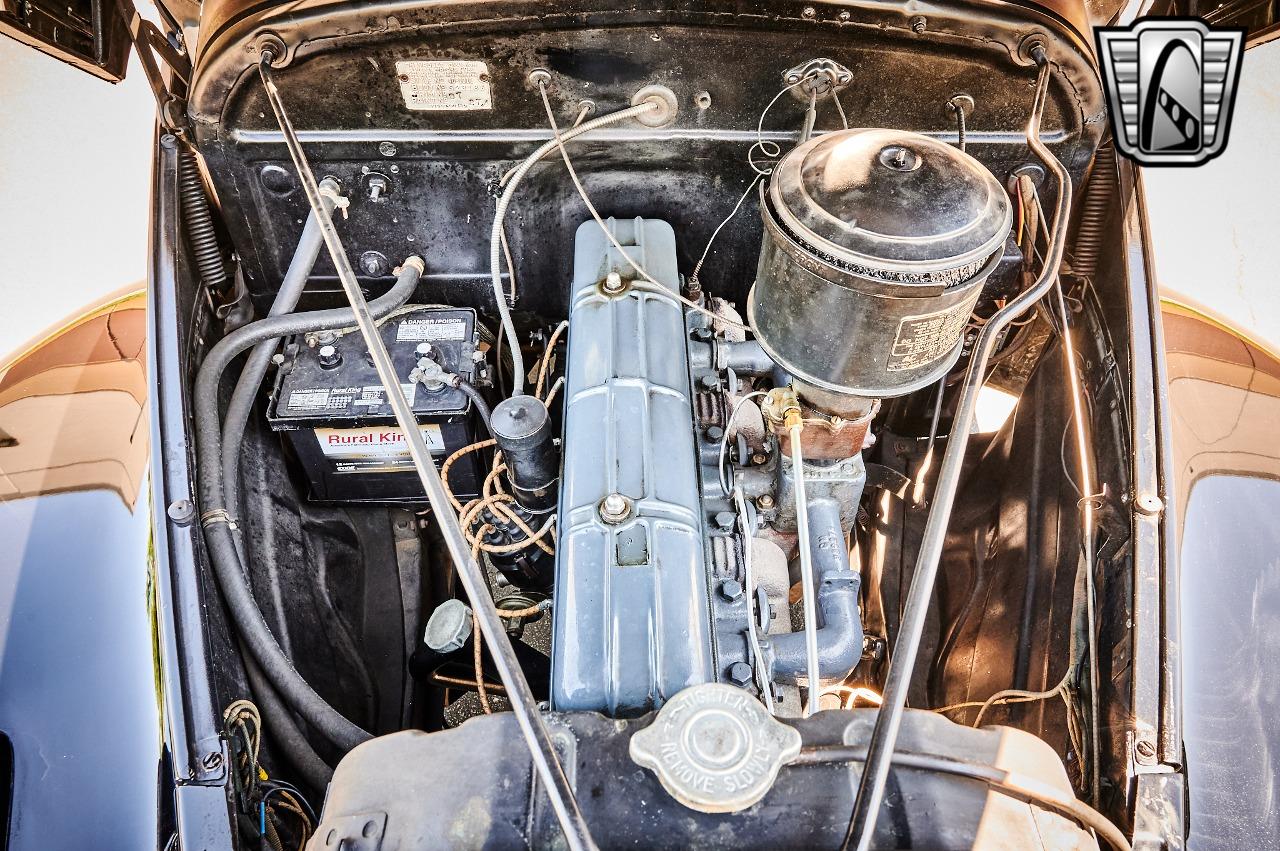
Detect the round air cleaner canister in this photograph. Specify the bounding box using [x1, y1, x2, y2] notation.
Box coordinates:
[748, 128, 1013, 398]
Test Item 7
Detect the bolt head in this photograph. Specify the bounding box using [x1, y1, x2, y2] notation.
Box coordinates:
[756, 494, 775, 510]
[705, 425, 725, 441]
[360, 251, 389, 277]
[720, 578, 744, 602]
[726, 662, 753, 686]
[167, 499, 196, 525]
[714, 511, 737, 531]
[601, 271, 625, 294]
[378, 141, 397, 157]
[599, 492, 633, 524]
[1135, 493, 1164, 515]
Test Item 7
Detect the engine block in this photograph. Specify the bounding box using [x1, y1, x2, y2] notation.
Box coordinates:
[551, 217, 716, 715]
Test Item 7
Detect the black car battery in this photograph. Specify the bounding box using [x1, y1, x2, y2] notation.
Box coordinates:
[267, 306, 484, 504]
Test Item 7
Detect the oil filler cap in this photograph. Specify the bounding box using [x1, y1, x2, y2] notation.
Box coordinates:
[628, 682, 801, 813]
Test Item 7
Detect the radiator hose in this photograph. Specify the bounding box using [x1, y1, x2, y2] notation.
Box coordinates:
[767, 496, 863, 684]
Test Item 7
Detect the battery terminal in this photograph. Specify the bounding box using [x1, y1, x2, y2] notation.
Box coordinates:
[409, 342, 451, 390]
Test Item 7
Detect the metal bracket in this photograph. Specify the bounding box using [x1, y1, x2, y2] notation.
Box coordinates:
[864, 463, 912, 499]
[315, 812, 387, 850]
[784, 58, 853, 100]
[113, 0, 191, 130]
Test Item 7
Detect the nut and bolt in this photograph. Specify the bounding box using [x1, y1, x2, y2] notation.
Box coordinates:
[751, 452, 769, 466]
[599, 492, 633, 524]
[368, 175, 388, 202]
[726, 661, 753, 686]
[378, 141, 397, 157]
[360, 250, 390, 277]
[601, 271, 627, 295]
[1135, 739, 1157, 762]
[801, 5, 816, 18]
[756, 494, 775, 510]
[910, 15, 927, 33]
[719, 578, 744, 602]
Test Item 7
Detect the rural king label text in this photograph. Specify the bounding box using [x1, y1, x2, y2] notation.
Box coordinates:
[314, 424, 446, 465]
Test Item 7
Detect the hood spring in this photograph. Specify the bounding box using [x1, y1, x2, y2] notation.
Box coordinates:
[177, 147, 228, 293]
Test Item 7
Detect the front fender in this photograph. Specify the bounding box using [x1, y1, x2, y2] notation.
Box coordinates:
[0, 291, 169, 850]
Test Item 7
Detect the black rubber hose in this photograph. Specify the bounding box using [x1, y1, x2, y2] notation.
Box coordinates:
[195, 259, 423, 751]
[242, 647, 335, 792]
[453, 377, 493, 436]
[177, 148, 228, 292]
[221, 179, 340, 516]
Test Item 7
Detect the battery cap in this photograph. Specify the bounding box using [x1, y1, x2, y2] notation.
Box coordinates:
[318, 344, 342, 369]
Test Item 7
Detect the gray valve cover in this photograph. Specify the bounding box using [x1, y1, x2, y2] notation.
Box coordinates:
[551, 218, 714, 715]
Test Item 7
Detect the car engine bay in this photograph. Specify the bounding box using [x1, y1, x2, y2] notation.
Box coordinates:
[156, 1, 1148, 847]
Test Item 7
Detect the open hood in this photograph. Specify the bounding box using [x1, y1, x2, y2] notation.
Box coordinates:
[0, 0, 132, 81]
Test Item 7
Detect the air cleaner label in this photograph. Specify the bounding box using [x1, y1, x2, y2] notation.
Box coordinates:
[887, 299, 974, 373]
[395, 60, 492, 111]
[314, 425, 446, 473]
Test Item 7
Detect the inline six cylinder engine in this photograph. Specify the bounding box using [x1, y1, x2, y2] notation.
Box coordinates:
[549, 128, 1012, 717]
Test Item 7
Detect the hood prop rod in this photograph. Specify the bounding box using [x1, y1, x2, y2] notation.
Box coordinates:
[841, 46, 1074, 851]
[256, 52, 596, 851]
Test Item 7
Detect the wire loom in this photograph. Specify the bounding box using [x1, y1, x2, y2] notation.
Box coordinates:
[223, 699, 315, 851]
